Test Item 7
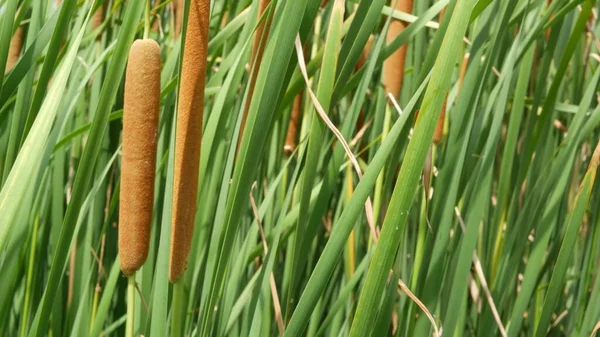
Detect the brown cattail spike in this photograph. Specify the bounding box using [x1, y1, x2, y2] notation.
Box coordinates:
[91, 3, 104, 40]
[383, 0, 414, 99]
[6, 26, 23, 73]
[173, 0, 184, 38]
[119, 39, 161, 276]
[170, 0, 210, 283]
[458, 53, 469, 94]
[433, 7, 447, 145]
[284, 91, 303, 155]
[433, 98, 446, 144]
[356, 34, 374, 70]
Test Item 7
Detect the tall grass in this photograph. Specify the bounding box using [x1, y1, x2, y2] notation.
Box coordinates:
[0, 0, 599, 336]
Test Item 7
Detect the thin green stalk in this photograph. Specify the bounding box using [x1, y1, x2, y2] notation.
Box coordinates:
[126, 274, 136, 337]
[144, 0, 151, 39]
[171, 280, 185, 337]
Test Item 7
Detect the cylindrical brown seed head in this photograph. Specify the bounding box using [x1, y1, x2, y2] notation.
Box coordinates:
[91, 3, 104, 40]
[6, 26, 23, 73]
[433, 6, 447, 145]
[383, 0, 414, 99]
[284, 91, 303, 155]
[170, 0, 210, 283]
[119, 39, 161, 276]
[458, 53, 469, 94]
[433, 97, 446, 144]
[356, 34, 374, 70]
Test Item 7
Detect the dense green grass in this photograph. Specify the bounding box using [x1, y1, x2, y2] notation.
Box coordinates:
[0, 0, 599, 336]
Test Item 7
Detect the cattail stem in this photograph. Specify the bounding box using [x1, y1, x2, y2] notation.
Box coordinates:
[170, 0, 210, 283]
[171, 280, 185, 337]
[119, 39, 161, 276]
[284, 90, 303, 155]
[383, 0, 414, 99]
[126, 274, 136, 337]
[144, 0, 151, 39]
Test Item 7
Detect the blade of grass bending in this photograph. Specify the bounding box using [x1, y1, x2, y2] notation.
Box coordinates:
[26, 1, 145, 336]
[197, 0, 310, 335]
[248, 139, 302, 337]
[282, 62, 431, 336]
[283, 0, 398, 315]
[347, 0, 476, 335]
[503, 52, 600, 337]
[534, 143, 600, 337]
[288, 0, 344, 313]
[414, 1, 519, 333]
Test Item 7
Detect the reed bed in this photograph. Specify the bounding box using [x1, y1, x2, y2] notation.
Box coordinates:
[0, 1, 598, 337]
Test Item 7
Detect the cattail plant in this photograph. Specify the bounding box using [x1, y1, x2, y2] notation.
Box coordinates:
[6, 26, 23, 73]
[433, 9, 447, 144]
[91, 3, 104, 39]
[356, 34, 374, 70]
[383, 0, 413, 99]
[119, 39, 161, 276]
[284, 91, 303, 155]
[170, 0, 210, 283]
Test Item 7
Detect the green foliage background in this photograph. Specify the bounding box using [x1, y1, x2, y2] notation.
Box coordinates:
[0, 0, 599, 336]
